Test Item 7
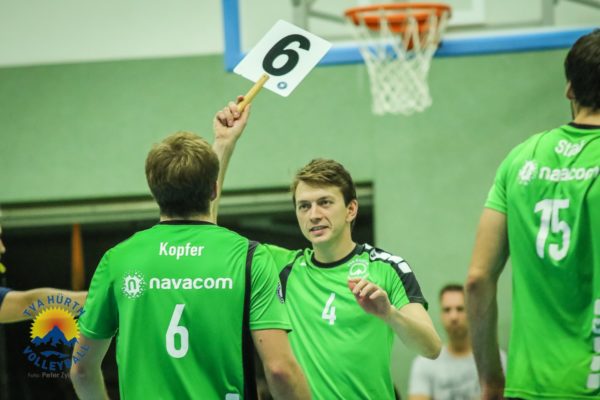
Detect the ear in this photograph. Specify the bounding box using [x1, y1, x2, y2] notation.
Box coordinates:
[210, 182, 218, 201]
[565, 81, 575, 100]
[346, 199, 359, 223]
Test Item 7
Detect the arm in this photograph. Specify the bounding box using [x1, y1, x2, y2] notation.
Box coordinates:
[209, 97, 251, 223]
[70, 335, 112, 400]
[348, 279, 441, 359]
[252, 329, 311, 400]
[465, 208, 509, 400]
[0, 289, 87, 323]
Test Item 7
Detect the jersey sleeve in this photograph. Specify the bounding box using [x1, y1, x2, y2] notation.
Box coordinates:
[485, 142, 527, 213]
[263, 244, 299, 273]
[387, 259, 429, 310]
[78, 251, 118, 339]
[0, 287, 12, 309]
[408, 356, 433, 396]
[249, 244, 292, 331]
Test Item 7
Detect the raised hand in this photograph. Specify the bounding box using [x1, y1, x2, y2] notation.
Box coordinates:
[348, 278, 392, 320]
[213, 95, 250, 145]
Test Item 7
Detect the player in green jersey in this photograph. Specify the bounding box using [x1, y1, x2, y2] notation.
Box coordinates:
[70, 101, 310, 400]
[466, 29, 600, 400]
[214, 117, 441, 398]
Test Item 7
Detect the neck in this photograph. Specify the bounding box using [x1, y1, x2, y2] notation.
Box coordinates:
[313, 235, 356, 264]
[447, 336, 472, 356]
[572, 103, 600, 125]
[160, 213, 211, 222]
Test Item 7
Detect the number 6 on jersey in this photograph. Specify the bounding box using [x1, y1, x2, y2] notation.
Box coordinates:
[166, 304, 189, 358]
[234, 20, 332, 97]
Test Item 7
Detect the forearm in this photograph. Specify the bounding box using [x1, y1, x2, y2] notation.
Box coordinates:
[71, 366, 109, 400]
[264, 361, 311, 400]
[1, 288, 86, 322]
[465, 273, 504, 388]
[27, 288, 85, 303]
[386, 304, 441, 359]
[209, 138, 238, 222]
[465, 208, 508, 395]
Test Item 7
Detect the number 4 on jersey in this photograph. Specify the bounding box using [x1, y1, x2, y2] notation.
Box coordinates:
[322, 293, 336, 325]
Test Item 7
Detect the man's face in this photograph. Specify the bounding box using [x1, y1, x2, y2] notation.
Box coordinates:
[294, 182, 357, 247]
[440, 290, 468, 340]
[0, 225, 5, 262]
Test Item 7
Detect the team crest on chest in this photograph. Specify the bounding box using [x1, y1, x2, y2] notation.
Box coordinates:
[348, 259, 369, 279]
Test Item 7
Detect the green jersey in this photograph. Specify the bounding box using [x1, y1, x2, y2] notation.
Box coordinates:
[486, 123, 600, 399]
[266, 243, 428, 399]
[79, 221, 290, 400]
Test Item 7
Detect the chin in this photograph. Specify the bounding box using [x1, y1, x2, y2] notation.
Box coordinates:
[309, 235, 331, 246]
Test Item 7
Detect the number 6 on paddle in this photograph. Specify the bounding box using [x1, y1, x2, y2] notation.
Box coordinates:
[234, 20, 332, 98]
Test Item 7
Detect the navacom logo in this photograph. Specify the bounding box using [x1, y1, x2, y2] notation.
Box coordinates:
[518, 160, 538, 185]
[122, 270, 234, 299]
[517, 159, 600, 185]
[122, 271, 146, 299]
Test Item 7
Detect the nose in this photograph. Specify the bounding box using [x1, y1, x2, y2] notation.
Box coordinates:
[308, 204, 322, 220]
[448, 309, 459, 321]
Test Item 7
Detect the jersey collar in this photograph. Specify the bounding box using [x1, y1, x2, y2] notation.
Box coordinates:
[158, 220, 215, 225]
[568, 122, 600, 130]
[310, 244, 364, 268]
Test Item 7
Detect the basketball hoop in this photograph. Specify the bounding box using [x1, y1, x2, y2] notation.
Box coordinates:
[345, 3, 451, 116]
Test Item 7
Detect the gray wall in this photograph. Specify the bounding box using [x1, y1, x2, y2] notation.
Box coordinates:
[0, 48, 571, 397]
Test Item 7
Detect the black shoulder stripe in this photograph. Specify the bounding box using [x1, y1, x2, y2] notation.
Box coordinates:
[242, 240, 259, 400]
[393, 266, 429, 310]
[364, 245, 429, 310]
[278, 251, 303, 301]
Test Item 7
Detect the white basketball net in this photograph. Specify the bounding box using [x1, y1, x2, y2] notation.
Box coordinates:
[347, 7, 449, 116]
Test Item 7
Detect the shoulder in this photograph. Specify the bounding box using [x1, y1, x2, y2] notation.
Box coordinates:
[502, 130, 552, 164]
[358, 243, 413, 274]
[0, 287, 12, 305]
[262, 244, 306, 271]
[410, 353, 438, 375]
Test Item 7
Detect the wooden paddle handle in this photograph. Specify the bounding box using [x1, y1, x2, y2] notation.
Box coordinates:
[238, 73, 269, 111]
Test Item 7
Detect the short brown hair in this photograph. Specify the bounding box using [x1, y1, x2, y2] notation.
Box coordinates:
[145, 131, 219, 218]
[291, 159, 357, 206]
[439, 284, 464, 300]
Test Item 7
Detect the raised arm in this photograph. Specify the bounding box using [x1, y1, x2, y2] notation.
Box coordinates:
[209, 97, 251, 222]
[348, 278, 441, 359]
[465, 208, 509, 400]
[252, 329, 311, 399]
[0, 288, 87, 323]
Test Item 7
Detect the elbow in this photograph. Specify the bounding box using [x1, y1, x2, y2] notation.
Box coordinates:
[70, 361, 92, 384]
[423, 335, 442, 360]
[465, 270, 488, 296]
[70, 363, 85, 383]
[264, 359, 298, 387]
